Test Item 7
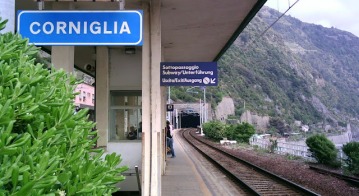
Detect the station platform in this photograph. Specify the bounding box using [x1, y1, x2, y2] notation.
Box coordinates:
[161, 130, 241, 196]
[161, 130, 212, 196]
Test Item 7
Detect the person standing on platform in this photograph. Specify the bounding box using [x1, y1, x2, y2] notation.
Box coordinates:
[166, 120, 175, 158]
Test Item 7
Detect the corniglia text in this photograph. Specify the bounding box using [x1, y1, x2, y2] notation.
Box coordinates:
[29, 21, 131, 35]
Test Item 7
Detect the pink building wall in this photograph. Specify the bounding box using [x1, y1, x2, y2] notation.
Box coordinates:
[74, 83, 94, 109]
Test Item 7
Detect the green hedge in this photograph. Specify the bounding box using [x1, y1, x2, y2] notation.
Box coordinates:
[306, 134, 340, 168]
[203, 121, 255, 143]
[202, 121, 226, 141]
[233, 122, 256, 143]
[342, 142, 359, 175]
[0, 18, 127, 195]
[224, 124, 236, 140]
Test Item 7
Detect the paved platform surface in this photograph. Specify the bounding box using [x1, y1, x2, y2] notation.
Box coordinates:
[161, 129, 243, 196]
[161, 130, 211, 196]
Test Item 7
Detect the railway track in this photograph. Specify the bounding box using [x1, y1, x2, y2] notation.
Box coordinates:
[309, 165, 359, 187]
[181, 129, 320, 196]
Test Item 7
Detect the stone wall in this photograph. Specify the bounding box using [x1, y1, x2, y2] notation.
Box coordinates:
[240, 110, 269, 133]
[214, 97, 235, 122]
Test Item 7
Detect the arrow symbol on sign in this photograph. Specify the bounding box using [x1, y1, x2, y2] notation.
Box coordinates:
[210, 78, 216, 84]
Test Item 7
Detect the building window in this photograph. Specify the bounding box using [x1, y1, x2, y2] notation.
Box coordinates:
[109, 91, 142, 141]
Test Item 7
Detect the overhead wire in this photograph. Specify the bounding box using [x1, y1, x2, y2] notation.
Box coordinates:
[259, 0, 300, 37]
[244, 0, 301, 50]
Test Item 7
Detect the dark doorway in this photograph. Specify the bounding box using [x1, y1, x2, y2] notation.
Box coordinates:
[181, 114, 200, 128]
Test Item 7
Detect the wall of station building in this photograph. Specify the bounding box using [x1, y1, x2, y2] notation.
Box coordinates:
[0, 1, 15, 33]
[106, 47, 143, 191]
[109, 48, 142, 90]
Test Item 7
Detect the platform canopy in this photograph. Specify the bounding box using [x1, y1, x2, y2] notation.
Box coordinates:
[161, 0, 266, 62]
[16, 0, 266, 62]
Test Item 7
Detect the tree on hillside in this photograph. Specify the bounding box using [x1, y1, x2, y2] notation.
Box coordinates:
[269, 118, 290, 136]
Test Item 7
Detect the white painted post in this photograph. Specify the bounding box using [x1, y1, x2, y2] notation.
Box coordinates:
[119, 0, 125, 10]
[175, 109, 178, 129]
[204, 87, 207, 123]
[167, 86, 171, 124]
[95, 47, 109, 147]
[37, 0, 44, 10]
[150, 0, 162, 195]
[199, 99, 202, 131]
[141, 2, 151, 195]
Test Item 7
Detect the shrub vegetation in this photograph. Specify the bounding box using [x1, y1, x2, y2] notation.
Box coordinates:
[202, 121, 225, 141]
[306, 134, 340, 168]
[233, 122, 256, 143]
[0, 18, 127, 195]
[342, 142, 359, 175]
[203, 121, 255, 143]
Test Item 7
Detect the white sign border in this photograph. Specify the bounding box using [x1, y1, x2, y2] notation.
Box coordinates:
[17, 10, 143, 46]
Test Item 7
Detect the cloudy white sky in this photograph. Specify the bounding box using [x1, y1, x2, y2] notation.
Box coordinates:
[264, 0, 359, 37]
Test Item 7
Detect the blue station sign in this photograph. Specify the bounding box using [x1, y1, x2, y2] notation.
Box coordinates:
[17, 10, 143, 46]
[160, 62, 218, 86]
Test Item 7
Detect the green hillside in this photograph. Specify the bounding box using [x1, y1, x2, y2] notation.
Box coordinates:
[171, 6, 359, 136]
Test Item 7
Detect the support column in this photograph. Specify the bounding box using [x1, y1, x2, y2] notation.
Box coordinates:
[51, 2, 75, 73]
[161, 86, 167, 175]
[96, 46, 109, 147]
[51, 46, 75, 73]
[161, 52, 167, 175]
[150, 0, 162, 195]
[141, 2, 151, 196]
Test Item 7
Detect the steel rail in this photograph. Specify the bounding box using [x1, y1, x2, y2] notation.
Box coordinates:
[309, 165, 359, 187]
[182, 128, 320, 196]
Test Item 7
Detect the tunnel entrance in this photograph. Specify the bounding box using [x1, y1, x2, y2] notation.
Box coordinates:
[180, 114, 200, 128]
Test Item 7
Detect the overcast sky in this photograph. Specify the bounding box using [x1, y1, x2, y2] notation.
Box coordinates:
[264, 0, 359, 37]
